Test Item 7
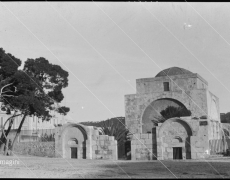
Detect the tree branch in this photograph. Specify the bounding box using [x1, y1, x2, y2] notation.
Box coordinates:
[0, 82, 14, 95]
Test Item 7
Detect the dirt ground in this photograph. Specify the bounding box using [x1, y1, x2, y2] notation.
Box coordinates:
[0, 154, 230, 178]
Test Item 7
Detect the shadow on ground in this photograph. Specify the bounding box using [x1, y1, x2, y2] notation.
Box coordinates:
[74, 159, 230, 178]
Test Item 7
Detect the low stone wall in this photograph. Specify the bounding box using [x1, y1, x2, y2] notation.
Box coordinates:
[92, 135, 117, 160]
[13, 142, 55, 157]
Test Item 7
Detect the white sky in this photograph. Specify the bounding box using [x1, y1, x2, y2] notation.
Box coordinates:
[1, 2, 230, 122]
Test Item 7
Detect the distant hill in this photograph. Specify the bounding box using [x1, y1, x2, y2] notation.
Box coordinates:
[80, 116, 125, 128]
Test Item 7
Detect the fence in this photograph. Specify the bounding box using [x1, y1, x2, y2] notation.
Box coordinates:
[19, 129, 55, 142]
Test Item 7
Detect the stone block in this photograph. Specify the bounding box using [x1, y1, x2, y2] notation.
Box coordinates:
[196, 153, 205, 159]
[108, 136, 114, 141]
[136, 153, 141, 159]
[103, 151, 108, 155]
[138, 139, 145, 144]
[141, 134, 148, 139]
[182, 153, 186, 159]
[194, 147, 204, 153]
[146, 144, 152, 149]
[131, 144, 136, 150]
[92, 135, 99, 140]
[96, 155, 102, 159]
[156, 137, 161, 142]
[168, 152, 173, 159]
[157, 142, 162, 146]
[144, 139, 152, 144]
[99, 135, 107, 140]
[133, 134, 140, 140]
[131, 140, 136, 145]
[191, 153, 197, 159]
[131, 151, 136, 160]
[166, 148, 173, 152]
[99, 141, 105, 146]
[92, 145, 97, 151]
[157, 152, 162, 156]
[105, 141, 111, 146]
[135, 148, 140, 153]
[157, 157, 163, 160]
[91, 140, 96, 145]
[107, 150, 112, 155]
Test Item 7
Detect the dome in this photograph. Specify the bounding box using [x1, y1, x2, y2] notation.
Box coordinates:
[155, 67, 193, 77]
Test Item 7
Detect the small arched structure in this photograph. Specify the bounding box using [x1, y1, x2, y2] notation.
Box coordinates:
[55, 123, 118, 160]
[158, 118, 193, 160]
[60, 123, 88, 159]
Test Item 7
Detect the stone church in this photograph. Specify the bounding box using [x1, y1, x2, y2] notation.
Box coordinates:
[125, 67, 230, 160]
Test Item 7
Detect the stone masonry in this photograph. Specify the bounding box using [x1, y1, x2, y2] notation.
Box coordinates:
[55, 123, 117, 160]
[125, 67, 230, 160]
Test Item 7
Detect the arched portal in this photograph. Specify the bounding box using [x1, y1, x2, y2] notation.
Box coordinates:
[142, 98, 188, 133]
[158, 118, 193, 160]
[61, 124, 88, 159]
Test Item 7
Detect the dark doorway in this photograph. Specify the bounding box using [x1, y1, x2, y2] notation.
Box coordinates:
[173, 147, 182, 159]
[82, 147, 86, 159]
[71, 147, 78, 159]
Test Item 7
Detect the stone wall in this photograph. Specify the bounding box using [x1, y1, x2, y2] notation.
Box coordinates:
[130, 118, 216, 161]
[131, 133, 154, 160]
[125, 90, 208, 135]
[136, 74, 208, 94]
[13, 142, 55, 157]
[92, 135, 117, 160]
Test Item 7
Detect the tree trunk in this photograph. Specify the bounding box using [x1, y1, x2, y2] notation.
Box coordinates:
[0, 117, 13, 153]
[1, 118, 13, 153]
[0, 113, 20, 153]
[3, 139, 9, 156]
[11, 114, 27, 153]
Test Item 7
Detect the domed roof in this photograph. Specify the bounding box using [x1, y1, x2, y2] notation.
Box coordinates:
[155, 67, 193, 77]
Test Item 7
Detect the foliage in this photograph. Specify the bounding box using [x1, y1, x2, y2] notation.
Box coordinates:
[39, 133, 55, 142]
[0, 48, 22, 153]
[80, 117, 125, 127]
[152, 106, 191, 125]
[80, 117, 128, 146]
[0, 48, 70, 152]
[3, 57, 70, 121]
[100, 118, 128, 146]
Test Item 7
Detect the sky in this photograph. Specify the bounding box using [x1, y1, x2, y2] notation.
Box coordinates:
[1, 2, 230, 123]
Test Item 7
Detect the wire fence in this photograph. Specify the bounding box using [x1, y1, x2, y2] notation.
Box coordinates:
[19, 129, 55, 142]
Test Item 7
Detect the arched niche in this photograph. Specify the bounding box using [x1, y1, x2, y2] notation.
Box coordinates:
[141, 98, 188, 133]
[158, 118, 193, 160]
[68, 138, 79, 146]
[158, 118, 193, 137]
[61, 124, 88, 159]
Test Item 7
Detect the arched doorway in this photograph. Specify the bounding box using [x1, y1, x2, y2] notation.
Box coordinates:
[158, 118, 193, 160]
[142, 98, 188, 133]
[61, 124, 87, 159]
